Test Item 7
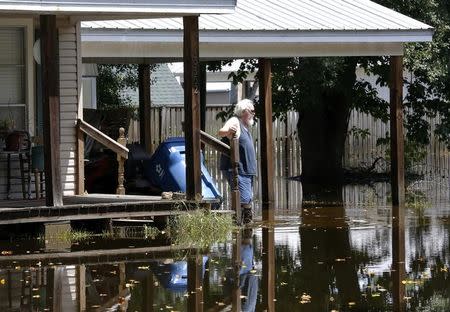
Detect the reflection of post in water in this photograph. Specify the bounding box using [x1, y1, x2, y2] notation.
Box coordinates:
[188, 253, 204, 312]
[77, 265, 86, 312]
[262, 225, 275, 312]
[46, 268, 55, 312]
[232, 230, 242, 312]
[142, 270, 155, 312]
[392, 204, 406, 312]
[300, 201, 360, 310]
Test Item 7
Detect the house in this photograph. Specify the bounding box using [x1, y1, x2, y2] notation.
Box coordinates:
[0, 0, 236, 207]
[81, 0, 433, 213]
[0, 0, 434, 223]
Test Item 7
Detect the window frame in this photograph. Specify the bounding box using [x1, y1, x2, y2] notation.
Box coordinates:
[0, 18, 35, 136]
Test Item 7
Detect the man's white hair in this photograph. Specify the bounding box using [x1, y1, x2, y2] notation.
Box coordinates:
[233, 99, 254, 117]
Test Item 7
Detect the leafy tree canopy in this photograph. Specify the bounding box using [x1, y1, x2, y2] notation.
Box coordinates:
[209, 0, 450, 149]
[96, 64, 139, 110]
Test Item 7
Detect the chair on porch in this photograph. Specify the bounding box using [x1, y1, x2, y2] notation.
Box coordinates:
[1, 130, 32, 199]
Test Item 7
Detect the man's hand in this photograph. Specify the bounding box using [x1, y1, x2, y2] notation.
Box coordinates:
[228, 124, 238, 135]
[219, 117, 240, 138]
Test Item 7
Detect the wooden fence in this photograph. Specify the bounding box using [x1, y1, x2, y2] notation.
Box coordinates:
[345, 109, 450, 178]
[127, 104, 449, 208]
[127, 105, 303, 208]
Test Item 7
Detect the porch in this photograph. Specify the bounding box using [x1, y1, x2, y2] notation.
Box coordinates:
[0, 193, 224, 225]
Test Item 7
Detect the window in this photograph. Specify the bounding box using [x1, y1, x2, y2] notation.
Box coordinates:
[82, 77, 97, 109]
[0, 27, 26, 130]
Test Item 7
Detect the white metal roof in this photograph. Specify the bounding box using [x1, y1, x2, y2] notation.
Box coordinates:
[0, 0, 236, 15]
[81, 0, 433, 60]
[82, 0, 431, 32]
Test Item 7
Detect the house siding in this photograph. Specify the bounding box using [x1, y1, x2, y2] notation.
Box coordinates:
[59, 24, 80, 196]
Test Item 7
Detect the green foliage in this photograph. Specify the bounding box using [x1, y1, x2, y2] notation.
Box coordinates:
[143, 224, 160, 239]
[167, 208, 234, 249]
[213, 0, 450, 154]
[405, 189, 431, 210]
[372, 0, 450, 148]
[376, 137, 428, 172]
[96, 64, 139, 110]
[348, 127, 371, 140]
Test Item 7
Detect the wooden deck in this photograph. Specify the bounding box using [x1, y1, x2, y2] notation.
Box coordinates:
[0, 244, 203, 267]
[0, 194, 227, 225]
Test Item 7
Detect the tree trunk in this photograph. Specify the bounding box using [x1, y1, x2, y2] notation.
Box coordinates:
[298, 59, 357, 194]
[298, 91, 350, 186]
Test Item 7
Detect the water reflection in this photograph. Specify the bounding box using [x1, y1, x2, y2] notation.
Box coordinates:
[0, 181, 449, 311]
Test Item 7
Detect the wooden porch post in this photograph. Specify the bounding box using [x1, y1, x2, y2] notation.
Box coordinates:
[200, 62, 207, 151]
[139, 64, 152, 154]
[258, 58, 275, 220]
[40, 15, 63, 206]
[389, 56, 405, 207]
[183, 16, 202, 200]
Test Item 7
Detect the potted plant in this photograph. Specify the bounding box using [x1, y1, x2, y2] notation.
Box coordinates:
[0, 118, 14, 132]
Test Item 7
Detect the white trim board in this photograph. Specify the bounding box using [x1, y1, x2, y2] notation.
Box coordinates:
[82, 41, 405, 61]
[0, 0, 236, 15]
[82, 29, 433, 44]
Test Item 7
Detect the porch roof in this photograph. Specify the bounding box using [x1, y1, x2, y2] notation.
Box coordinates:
[0, 0, 236, 16]
[81, 0, 433, 61]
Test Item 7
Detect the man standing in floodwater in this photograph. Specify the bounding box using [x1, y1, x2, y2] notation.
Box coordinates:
[219, 99, 257, 223]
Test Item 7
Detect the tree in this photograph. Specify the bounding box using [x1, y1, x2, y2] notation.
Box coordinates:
[213, 0, 449, 189]
[96, 64, 139, 110]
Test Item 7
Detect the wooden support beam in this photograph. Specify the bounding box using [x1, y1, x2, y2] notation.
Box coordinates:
[139, 64, 152, 154]
[258, 58, 275, 209]
[183, 16, 202, 200]
[230, 137, 241, 224]
[200, 63, 207, 133]
[389, 56, 405, 207]
[188, 254, 204, 312]
[40, 15, 63, 207]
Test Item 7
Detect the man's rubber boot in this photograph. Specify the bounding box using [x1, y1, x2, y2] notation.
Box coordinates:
[242, 204, 253, 224]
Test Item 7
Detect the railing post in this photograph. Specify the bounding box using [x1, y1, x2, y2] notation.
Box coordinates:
[230, 136, 241, 224]
[116, 127, 126, 195]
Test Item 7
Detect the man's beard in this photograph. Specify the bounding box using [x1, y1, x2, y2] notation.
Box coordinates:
[248, 118, 255, 127]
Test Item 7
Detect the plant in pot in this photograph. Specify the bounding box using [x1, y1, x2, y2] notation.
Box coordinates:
[0, 118, 16, 151]
[0, 118, 14, 132]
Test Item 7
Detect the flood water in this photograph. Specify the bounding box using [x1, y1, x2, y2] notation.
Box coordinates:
[0, 179, 449, 311]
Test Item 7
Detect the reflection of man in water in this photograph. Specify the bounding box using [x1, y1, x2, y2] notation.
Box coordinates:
[225, 229, 259, 311]
[219, 99, 257, 223]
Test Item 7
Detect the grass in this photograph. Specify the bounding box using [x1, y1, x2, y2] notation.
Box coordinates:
[59, 230, 95, 242]
[405, 189, 431, 210]
[166, 208, 235, 249]
[143, 225, 160, 239]
[37, 230, 96, 243]
[36, 202, 235, 248]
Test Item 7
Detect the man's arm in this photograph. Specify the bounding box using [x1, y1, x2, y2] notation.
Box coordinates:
[218, 117, 239, 137]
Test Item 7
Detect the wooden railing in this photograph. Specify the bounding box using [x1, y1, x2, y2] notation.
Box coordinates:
[200, 130, 241, 223]
[77, 119, 129, 195]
